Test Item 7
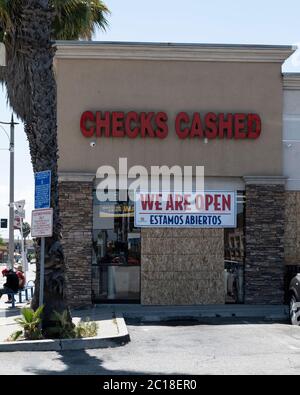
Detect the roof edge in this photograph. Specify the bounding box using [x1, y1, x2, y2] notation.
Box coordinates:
[55, 41, 295, 64]
[283, 73, 300, 90]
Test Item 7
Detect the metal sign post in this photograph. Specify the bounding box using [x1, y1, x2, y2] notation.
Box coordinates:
[39, 237, 45, 308]
[19, 216, 29, 276]
[14, 200, 26, 272]
[31, 208, 53, 308]
[34, 170, 52, 308]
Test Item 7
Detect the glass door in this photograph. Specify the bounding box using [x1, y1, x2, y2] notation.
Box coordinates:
[224, 193, 246, 304]
[92, 192, 141, 303]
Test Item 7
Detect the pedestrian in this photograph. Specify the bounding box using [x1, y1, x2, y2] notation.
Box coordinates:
[16, 266, 26, 290]
[0, 268, 19, 303]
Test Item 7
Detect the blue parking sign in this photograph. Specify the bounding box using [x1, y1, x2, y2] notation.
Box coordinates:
[35, 170, 51, 209]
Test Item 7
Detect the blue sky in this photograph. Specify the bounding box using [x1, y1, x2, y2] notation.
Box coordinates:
[0, 0, 300, 239]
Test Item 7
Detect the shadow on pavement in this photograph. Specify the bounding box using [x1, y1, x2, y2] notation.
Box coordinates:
[125, 317, 290, 326]
[0, 307, 23, 319]
[25, 348, 167, 376]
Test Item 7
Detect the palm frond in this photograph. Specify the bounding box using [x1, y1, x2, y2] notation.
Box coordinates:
[33, 305, 44, 320]
[52, 0, 110, 40]
[20, 308, 35, 323]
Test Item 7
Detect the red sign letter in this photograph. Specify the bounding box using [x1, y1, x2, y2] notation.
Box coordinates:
[248, 114, 262, 139]
[155, 112, 169, 139]
[175, 112, 190, 139]
[96, 111, 111, 137]
[125, 112, 140, 139]
[80, 111, 95, 137]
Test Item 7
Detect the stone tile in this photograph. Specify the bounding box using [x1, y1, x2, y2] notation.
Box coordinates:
[203, 229, 224, 239]
[172, 279, 224, 305]
[142, 271, 174, 281]
[173, 255, 204, 272]
[142, 228, 173, 239]
[173, 272, 206, 281]
[245, 184, 285, 304]
[142, 238, 174, 255]
[142, 255, 173, 272]
[172, 228, 204, 238]
[59, 181, 93, 307]
[141, 280, 174, 305]
[173, 238, 203, 255]
[207, 255, 225, 269]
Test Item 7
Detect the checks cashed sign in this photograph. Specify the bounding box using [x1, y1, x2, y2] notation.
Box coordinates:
[135, 192, 236, 228]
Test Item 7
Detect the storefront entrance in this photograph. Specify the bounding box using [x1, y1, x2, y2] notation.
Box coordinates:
[92, 192, 141, 303]
[224, 193, 246, 304]
[92, 189, 246, 305]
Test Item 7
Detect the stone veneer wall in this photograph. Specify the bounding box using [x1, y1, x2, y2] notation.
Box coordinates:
[244, 184, 285, 304]
[59, 181, 93, 307]
[285, 192, 300, 266]
[141, 228, 224, 305]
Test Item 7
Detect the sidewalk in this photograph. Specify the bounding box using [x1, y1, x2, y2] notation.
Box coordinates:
[0, 265, 129, 351]
[0, 303, 129, 351]
[92, 304, 290, 323]
[0, 263, 35, 340]
[0, 303, 120, 341]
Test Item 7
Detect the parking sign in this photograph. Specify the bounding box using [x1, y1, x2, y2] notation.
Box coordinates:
[35, 170, 51, 209]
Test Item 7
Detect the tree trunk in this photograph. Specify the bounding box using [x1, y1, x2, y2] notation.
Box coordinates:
[16, 0, 71, 336]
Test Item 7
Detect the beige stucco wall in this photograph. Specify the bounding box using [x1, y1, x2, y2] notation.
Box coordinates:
[56, 57, 284, 177]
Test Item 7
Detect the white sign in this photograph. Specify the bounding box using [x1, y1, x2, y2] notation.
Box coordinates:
[15, 200, 25, 210]
[31, 208, 53, 238]
[0, 43, 6, 67]
[15, 209, 25, 220]
[15, 200, 25, 219]
[135, 191, 237, 228]
[14, 216, 21, 230]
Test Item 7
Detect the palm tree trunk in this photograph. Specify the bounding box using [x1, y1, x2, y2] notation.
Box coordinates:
[18, 0, 71, 335]
[0, 66, 6, 84]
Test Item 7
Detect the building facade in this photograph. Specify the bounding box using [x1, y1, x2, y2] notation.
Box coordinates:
[283, 74, 300, 289]
[54, 42, 298, 307]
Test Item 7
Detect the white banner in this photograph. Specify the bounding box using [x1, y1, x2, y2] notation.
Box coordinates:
[135, 191, 237, 228]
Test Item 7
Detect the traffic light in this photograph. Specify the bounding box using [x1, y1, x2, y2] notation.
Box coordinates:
[0, 219, 7, 229]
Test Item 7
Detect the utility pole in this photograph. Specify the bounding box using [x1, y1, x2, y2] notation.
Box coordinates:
[0, 115, 19, 269]
[9, 114, 15, 269]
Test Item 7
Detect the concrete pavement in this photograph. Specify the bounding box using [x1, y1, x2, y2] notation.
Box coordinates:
[0, 321, 300, 375]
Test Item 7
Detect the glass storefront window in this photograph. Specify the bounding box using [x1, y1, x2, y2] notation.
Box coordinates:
[92, 191, 141, 302]
[224, 193, 246, 304]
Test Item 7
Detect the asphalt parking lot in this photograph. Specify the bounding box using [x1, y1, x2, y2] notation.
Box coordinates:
[1, 319, 300, 375]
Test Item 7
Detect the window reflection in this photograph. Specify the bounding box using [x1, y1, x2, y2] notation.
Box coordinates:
[92, 192, 141, 302]
[224, 193, 245, 304]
